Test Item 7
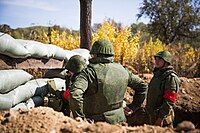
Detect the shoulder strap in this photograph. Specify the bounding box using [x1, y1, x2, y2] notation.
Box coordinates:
[87, 64, 99, 93]
[161, 70, 178, 81]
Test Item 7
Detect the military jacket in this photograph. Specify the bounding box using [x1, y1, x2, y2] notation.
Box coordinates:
[146, 66, 180, 119]
[69, 57, 148, 124]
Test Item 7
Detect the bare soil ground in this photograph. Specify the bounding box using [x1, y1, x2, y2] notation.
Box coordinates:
[0, 75, 199, 133]
[0, 107, 176, 133]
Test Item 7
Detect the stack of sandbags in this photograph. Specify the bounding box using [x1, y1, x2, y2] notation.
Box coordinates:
[0, 70, 33, 94]
[0, 69, 66, 110]
[0, 69, 33, 109]
[1, 32, 91, 62]
[12, 78, 66, 110]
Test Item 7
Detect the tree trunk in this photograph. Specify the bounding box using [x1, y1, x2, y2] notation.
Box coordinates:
[79, 0, 92, 50]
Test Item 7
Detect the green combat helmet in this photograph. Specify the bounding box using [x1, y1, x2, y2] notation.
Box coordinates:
[154, 51, 172, 64]
[90, 39, 115, 55]
[66, 55, 87, 73]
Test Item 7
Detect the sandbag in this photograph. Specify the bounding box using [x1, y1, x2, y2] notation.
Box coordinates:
[17, 39, 52, 59]
[17, 38, 91, 62]
[0, 70, 33, 94]
[0, 32, 30, 58]
[0, 78, 65, 109]
[65, 50, 80, 60]
[71, 48, 91, 64]
[47, 44, 67, 60]
[0, 96, 12, 109]
[11, 96, 44, 110]
[17, 39, 69, 60]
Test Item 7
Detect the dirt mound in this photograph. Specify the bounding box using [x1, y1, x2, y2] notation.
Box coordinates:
[174, 77, 200, 128]
[0, 76, 199, 132]
[177, 77, 200, 112]
[0, 107, 175, 133]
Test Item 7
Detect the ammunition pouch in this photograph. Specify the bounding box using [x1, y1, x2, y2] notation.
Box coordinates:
[163, 109, 174, 126]
[148, 108, 174, 126]
[48, 97, 63, 111]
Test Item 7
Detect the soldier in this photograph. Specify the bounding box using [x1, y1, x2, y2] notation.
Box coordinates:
[69, 39, 148, 124]
[54, 55, 87, 116]
[146, 51, 180, 127]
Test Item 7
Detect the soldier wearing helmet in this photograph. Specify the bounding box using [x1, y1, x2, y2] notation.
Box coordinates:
[146, 50, 180, 127]
[69, 39, 148, 124]
[65, 55, 87, 74]
[54, 55, 87, 116]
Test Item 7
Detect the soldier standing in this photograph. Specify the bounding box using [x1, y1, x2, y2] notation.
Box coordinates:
[69, 39, 148, 124]
[146, 51, 180, 127]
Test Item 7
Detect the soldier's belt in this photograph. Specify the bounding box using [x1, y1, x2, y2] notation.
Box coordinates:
[107, 102, 123, 111]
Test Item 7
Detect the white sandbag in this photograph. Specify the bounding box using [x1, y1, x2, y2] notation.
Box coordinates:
[11, 101, 31, 110]
[71, 48, 91, 61]
[0, 32, 30, 58]
[65, 50, 80, 60]
[11, 96, 44, 110]
[17, 39, 69, 60]
[47, 44, 67, 60]
[0, 78, 65, 109]
[17, 39, 52, 59]
[0, 96, 12, 109]
[0, 70, 33, 94]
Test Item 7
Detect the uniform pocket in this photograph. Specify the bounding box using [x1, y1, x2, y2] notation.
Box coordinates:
[103, 108, 126, 124]
[163, 109, 174, 125]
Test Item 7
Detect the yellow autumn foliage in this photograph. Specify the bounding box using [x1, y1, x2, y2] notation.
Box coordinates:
[133, 37, 166, 73]
[93, 20, 140, 63]
[40, 29, 80, 50]
[168, 44, 199, 76]
[35, 20, 198, 77]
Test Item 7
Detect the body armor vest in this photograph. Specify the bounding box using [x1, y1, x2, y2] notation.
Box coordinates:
[83, 63, 129, 116]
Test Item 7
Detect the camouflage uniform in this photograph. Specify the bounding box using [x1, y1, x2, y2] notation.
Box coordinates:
[146, 51, 180, 126]
[70, 39, 148, 124]
[49, 55, 87, 116]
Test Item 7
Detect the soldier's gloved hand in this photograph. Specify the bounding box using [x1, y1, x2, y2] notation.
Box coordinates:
[55, 88, 71, 100]
[124, 106, 133, 116]
[62, 89, 70, 100]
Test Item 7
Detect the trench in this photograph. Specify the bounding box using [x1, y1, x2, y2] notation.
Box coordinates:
[126, 107, 200, 128]
[174, 107, 200, 128]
